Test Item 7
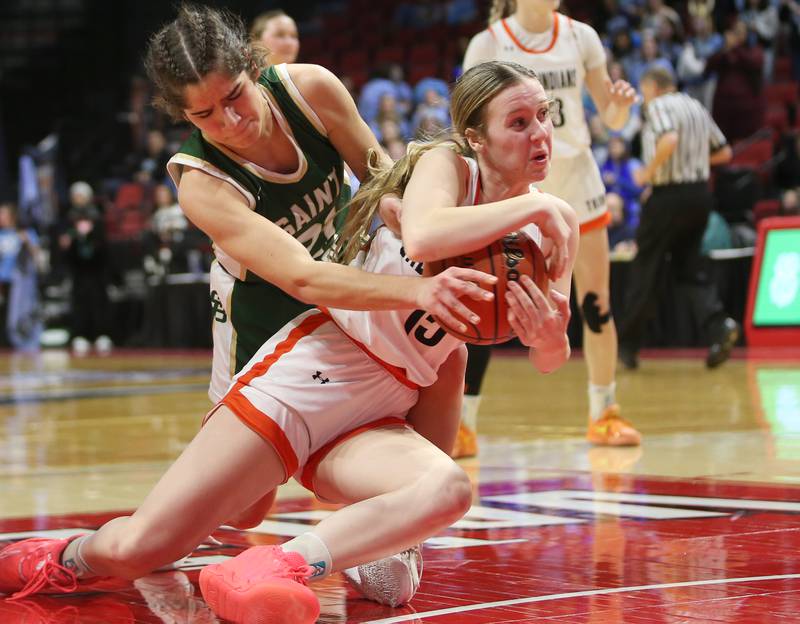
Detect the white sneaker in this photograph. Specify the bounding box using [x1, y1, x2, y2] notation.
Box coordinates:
[342, 545, 423, 607]
[94, 335, 113, 355]
[71, 336, 90, 357]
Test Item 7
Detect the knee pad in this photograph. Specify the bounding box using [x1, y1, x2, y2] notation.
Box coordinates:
[581, 292, 611, 334]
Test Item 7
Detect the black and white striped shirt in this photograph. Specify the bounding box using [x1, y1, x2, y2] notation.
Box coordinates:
[642, 92, 727, 186]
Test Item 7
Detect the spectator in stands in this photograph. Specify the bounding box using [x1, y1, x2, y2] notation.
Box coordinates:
[589, 115, 611, 165]
[60, 182, 113, 356]
[643, 0, 684, 39]
[610, 29, 638, 68]
[413, 76, 449, 106]
[741, 0, 780, 82]
[624, 31, 676, 87]
[776, 131, 800, 189]
[359, 66, 409, 125]
[653, 12, 685, 69]
[411, 87, 450, 137]
[144, 185, 192, 280]
[706, 17, 765, 142]
[369, 93, 411, 142]
[601, 136, 645, 230]
[137, 130, 171, 185]
[251, 10, 299, 65]
[0, 203, 41, 349]
[677, 13, 724, 110]
[606, 192, 637, 253]
[150, 183, 187, 239]
[387, 63, 413, 117]
[782, 187, 800, 215]
[781, 0, 800, 82]
[384, 138, 407, 161]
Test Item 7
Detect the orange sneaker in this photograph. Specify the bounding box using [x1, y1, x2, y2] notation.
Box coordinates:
[451, 422, 478, 459]
[586, 405, 642, 446]
[199, 545, 319, 624]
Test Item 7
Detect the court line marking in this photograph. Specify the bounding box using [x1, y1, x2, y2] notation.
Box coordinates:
[0, 382, 208, 405]
[364, 573, 800, 623]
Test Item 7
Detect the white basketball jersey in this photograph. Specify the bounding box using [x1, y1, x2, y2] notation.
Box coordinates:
[463, 13, 606, 160]
[329, 156, 542, 386]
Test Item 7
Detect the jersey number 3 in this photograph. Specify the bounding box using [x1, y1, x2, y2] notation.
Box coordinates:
[552, 98, 565, 128]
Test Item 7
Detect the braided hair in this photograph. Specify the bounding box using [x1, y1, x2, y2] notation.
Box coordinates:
[144, 3, 268, 120]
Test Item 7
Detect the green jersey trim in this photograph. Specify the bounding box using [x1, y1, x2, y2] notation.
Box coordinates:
[167, 154, 256, 210]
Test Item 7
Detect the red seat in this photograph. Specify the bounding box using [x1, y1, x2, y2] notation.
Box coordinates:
[114, 183, 144, 211]
[753, 199, 781, 223]
[375, 45, 405, 65]
[408, 62, 442, 86]
[765, 105, 789, 136]
[731, 139, 772, 167]
[408, 42, 441, 65]
[339, 49, 369, 70]
[764, 82, 799, 107]
[774, 56, 792, 82]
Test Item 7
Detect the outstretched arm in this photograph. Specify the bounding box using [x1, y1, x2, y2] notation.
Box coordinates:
[178, 169, 496, 332]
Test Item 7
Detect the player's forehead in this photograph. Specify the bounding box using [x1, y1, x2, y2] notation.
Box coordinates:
[486, 79, 547, 116]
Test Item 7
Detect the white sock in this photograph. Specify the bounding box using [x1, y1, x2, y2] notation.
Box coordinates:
[61, 535, 98, 579]
[588, 383, 616, 421]
[461, 394, 482, 431]
[281, 532, 333, 580]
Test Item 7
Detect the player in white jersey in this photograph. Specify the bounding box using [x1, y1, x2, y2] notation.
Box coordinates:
[460, 0, 641, 450]
[0, 61, 578, 624]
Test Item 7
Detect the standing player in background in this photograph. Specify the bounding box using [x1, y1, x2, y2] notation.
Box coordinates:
[251, 10, 300, 65]
[460, 0, 640, 453]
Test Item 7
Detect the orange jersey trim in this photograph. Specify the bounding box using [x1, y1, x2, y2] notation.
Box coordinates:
[221, 393, 299, 480]
[502, 12, 560, 54]
[219, 311, 330, 480]
[318, 307, 421, 390]
[580, 210, 612, 234]
[299, 416, 409, 491]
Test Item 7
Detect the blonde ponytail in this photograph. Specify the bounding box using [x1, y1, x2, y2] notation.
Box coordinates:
[337, 138, 468, 264]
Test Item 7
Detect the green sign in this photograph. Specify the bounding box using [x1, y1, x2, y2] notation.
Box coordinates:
[753, 229, 800, 326]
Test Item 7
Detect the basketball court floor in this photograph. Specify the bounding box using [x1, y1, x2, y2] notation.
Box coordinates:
[1, 347, 800, 623]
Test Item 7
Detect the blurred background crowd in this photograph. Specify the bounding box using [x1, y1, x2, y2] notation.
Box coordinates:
[0, 0, 798, 353]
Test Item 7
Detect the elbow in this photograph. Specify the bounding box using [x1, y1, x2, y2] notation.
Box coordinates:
[281, 265, 317, 303]
[713, 145, 733, 165]
[402, 228, 436, 262]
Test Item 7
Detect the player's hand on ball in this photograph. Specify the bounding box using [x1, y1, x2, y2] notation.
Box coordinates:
[416, 267, 497, 334]
[506, 276, 570, 349]
[530, 196, 572, 282]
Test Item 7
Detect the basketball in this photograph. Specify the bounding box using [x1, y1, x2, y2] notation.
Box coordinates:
[423, 230, 549, 345]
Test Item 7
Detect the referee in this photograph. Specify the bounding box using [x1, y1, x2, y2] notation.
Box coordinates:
[618, 66, 739, 369]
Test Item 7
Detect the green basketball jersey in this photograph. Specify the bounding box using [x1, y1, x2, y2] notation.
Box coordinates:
[167, 64, 351, 375]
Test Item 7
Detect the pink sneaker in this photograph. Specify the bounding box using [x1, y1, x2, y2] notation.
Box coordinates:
[0, 537, 83, 600]
[199, 545, 320, 624]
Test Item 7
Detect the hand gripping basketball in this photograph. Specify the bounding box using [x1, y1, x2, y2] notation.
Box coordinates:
[423, 230, 549, 345]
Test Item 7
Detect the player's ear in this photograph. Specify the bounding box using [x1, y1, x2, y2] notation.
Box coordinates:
[464, 127, 483, 153]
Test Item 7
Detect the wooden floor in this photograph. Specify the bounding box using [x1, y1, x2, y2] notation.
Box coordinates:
[2, 347, 800, 622]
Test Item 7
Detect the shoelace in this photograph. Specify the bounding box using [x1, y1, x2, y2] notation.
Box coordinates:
[9, 557, 79, 601]
[287, 561, 315, 586]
